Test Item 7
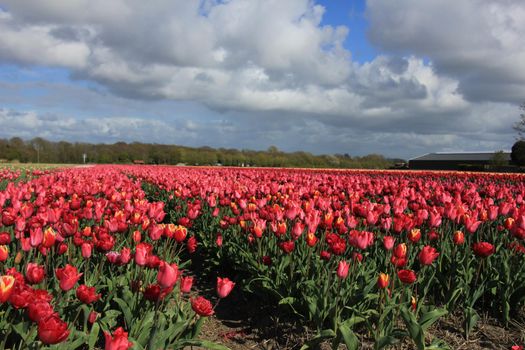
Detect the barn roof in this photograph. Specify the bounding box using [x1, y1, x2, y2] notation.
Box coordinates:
[409, 152, 511, 162]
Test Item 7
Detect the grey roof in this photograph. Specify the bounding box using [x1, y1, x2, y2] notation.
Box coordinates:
[409, 152, 511, 162]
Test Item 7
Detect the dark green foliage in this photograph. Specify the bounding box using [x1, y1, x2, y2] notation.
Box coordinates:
[0, 137, 394, 169]
[511, 140, 525, 166]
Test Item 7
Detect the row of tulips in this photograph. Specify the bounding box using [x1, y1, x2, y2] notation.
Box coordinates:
[126, 165, 525, 349]
[0, 166, 233, 349]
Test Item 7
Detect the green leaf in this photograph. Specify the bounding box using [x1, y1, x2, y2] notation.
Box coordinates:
[114, 297, 133, 328]
[464, 307, 479, 338]
[339, 323, 359, 350]
[66, 330, 87, 350]
[278, 296, 296, 306]
[342, 316, 365, 329]
[88, 323, 100, 350]
[400, 306, 425, 350]
[419, 308, 447, 332]
[375, 330, 406, 350]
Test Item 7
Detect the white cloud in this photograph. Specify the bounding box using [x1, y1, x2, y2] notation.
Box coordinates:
[367, 0, 525, 103]
[0, 0, 522, 157]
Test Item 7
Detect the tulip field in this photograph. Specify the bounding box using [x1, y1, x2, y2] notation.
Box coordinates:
[1, 165, 525, 349]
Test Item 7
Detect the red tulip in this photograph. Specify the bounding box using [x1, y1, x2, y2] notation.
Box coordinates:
[216, 277, 235, 298]
[42, 227, 57, 248]
[393, 243, 407, 258]
[419, 246, 439, 265]
[180, 276, 193, 293]
[305, 232, 318, 247]
[377, 273, 389, 289]
[157, 261, 179, 289]
[453, 230, 465, 245]
[88, 311, 99, 324]
[472, 242, 495, 258]
[143, 284, 173, 302]
[173, 225, 188, 242]
[349, 230, 374, 250]
[337, 260, 350, 279]
[191, 296, 214, 316]
[55, 264, 82, 291]
[0, 275, 15, 303]
[81, 243, 92, 259]
[134, 243, 152, 266]
[38, 315, 70, 345]
[0, 245, 8, 262]
[0, 232, 11, 245]
[187, 236, 197, 253]
[397, 269, 417, 284]
[26, 263, 46, 285]
[407, 228, 421, 243]
[76, 285, 101, 304]
[383, 236, 395, 250]
[279, 240, 295, 254]
[104, 327, 133, 350]
[27, 301, 54, 322]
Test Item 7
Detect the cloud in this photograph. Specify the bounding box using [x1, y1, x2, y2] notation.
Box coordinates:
[0, 0, 521, 158]
[367, 0, 525, 104]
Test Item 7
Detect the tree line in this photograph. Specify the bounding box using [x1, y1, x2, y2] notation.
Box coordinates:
[0, 137, 397, 169]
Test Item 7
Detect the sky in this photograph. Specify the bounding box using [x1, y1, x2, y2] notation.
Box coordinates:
[0, 0, 524, 159]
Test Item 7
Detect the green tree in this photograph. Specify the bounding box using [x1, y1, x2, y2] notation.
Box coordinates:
[490, 150, 508, 167]
[511, 140, 525, 166]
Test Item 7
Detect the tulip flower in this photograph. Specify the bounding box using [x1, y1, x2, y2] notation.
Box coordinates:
[377, 273, 389, 289]
[419, 246, 440, 265]
[28, 301, 54, 323]
[81, 242, 92, 259]
[0, 245, 8, 262]
[55, 264, 82, 291]
[407, 228, 421, 243]
[397, 269, 417, 284]
[104, 327, 133, 350]
[180, 276, 193, 293]
[157, 261, 179, 289]
[191, 296, 214, 316]
[472, 242, 495, 258]
[279, 240, 295, 254]
[453, 231, 465, 245]
[0, 275, 15, 303]
[217, 277, 235, 298]
[134, 243, 152, 266]
[26, 263, 46, 285]
[393, 243, 408, 258]
[38, 315, 70, 345]
[383, 236, 395, 250]
[187, 236, 197, 253]
[76, 285, 101, 304]
[337, 260, 350, 279]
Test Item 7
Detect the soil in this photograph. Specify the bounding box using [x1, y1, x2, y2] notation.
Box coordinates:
[184, 255, 525, 349]
[189, 288, 525, 350]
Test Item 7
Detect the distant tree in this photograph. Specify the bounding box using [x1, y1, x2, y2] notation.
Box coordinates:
[490, 150, 508, 167]
[511, 140, 525, 166]
[513, 102, 525, 140]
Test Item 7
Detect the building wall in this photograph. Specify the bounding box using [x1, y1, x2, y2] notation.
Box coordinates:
[408, 160, 490, 170]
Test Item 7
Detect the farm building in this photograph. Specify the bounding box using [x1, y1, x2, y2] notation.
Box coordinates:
[408, 152, 511, 170]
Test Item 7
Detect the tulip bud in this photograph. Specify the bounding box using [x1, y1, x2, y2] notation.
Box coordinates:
[0, 245, 8, 262]
[453, 230, 465, 245]
[337, 260, 350, 279]
[407, 228, 421, 243]
[81, 243, 92, 259]
[377, 273, 389, 289]
[216, 277, 235, 298]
